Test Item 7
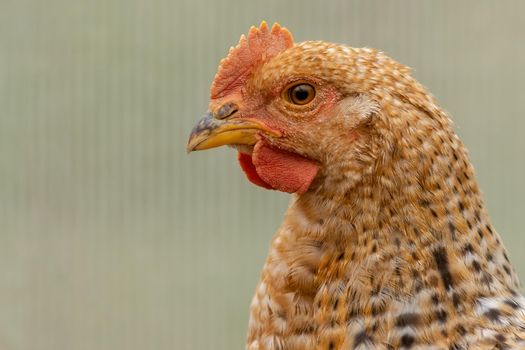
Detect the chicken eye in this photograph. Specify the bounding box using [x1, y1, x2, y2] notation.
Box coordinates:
[287, 84, 315, 105]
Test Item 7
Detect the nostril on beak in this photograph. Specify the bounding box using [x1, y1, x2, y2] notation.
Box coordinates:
[215, 102, 238, 120]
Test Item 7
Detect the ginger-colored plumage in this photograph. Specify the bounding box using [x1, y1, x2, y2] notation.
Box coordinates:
[188, 22, 525, 349]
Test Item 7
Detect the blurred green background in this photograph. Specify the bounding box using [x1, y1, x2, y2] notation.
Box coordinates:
[0, 0, 524, 349]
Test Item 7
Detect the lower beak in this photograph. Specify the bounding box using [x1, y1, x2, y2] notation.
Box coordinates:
[187, 112, 279, 152]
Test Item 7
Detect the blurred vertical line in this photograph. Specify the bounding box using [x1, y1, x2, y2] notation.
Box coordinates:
[178, 1, 193, 348]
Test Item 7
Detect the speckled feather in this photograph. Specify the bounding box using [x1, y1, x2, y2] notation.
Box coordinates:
[210, 23, 525, 350]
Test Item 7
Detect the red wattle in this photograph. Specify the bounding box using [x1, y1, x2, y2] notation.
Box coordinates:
[237, 140, 319, 194]
[238, 152, 273, 190]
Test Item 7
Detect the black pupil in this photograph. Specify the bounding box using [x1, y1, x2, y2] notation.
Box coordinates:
[294, 86, 310, 101]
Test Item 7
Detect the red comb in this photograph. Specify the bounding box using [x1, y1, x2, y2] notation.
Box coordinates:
[210, 22, 294, 99]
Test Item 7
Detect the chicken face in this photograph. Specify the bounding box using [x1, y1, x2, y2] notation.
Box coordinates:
[187, 22, 385, 194]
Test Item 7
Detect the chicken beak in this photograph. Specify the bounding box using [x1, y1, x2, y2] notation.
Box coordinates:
[187, 112, 279, 152]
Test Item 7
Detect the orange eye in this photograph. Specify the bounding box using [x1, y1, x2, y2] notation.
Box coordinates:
[287, 83, 315, 105]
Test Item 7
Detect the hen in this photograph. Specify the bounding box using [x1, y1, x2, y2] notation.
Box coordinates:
[187, 22, 525, 350]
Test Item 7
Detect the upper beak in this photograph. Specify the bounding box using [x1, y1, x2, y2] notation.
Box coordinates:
[187, 112, 279, 152]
